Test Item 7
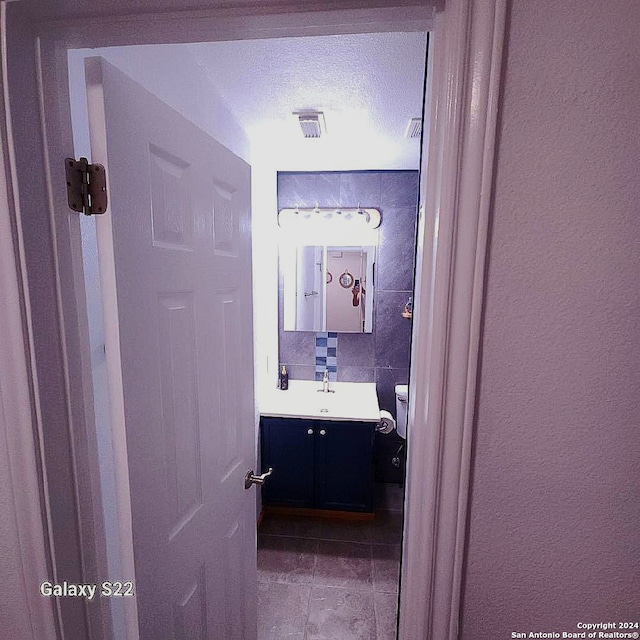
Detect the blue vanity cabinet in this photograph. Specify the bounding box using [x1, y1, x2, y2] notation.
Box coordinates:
[260, 416, 375, 512]
[314, 420, 375, 512]
[261, 417, 316, 508]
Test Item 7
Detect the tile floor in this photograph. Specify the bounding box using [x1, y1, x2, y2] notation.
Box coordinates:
[257, 484, 404, 640]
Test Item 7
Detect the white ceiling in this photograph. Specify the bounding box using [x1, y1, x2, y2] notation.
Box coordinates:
[72, 32, 427, 171]
[186, 32, 427, 170]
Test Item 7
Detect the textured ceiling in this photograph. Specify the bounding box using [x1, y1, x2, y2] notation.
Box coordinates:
[187, 32, 428, 169]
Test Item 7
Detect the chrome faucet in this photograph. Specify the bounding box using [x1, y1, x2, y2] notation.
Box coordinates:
[319, 368, 335, 393]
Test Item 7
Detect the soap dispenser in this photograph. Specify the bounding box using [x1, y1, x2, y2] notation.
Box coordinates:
[279, 365, 289, 391]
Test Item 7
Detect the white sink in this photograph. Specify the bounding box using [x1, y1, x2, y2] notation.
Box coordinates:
[260, 380, 380, 422]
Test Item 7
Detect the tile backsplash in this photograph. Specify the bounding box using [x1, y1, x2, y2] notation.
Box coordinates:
[278, 170, 419, 418]
[315, 332, 338, 381]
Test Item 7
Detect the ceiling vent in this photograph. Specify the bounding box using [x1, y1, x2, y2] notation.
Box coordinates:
[295, 112, 325, 138]
[406, 117, 422, 139]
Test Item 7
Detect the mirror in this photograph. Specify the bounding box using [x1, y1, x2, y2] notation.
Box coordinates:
[282, 245, 376, 333]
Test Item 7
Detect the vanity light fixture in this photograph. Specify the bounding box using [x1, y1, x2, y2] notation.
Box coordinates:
[278, 207, 381, 229]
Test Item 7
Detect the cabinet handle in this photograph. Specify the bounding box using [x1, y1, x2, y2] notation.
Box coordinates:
[307, 428, 314, 435]
[319, 429, 326, 436]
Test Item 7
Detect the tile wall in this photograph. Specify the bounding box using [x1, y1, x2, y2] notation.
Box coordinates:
[277, 171, 419, 420]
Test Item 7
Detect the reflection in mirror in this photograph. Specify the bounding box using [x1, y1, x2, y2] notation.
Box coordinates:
[282, 245, 375, 333]
[295, 245, 324, 332]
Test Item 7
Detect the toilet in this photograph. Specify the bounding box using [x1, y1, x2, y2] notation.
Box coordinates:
[394, 384, 409, 439]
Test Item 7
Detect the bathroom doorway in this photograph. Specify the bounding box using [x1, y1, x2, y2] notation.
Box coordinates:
[8, 0, 510, 634]
[66, 29, 428, 640]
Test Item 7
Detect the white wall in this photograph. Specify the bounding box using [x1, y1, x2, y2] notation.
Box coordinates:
[461, 0, 640, 634]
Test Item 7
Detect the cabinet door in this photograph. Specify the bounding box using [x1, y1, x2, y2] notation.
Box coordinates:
[314, 421, 375, 512]
[261, 417, 315, 507]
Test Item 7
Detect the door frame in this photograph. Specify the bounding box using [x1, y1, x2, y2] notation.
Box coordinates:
[4, 1, 507, 638]
[0, 5, 58, 637]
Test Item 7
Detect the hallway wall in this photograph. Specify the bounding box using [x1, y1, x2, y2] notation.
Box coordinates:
[461, 0, 640, 635]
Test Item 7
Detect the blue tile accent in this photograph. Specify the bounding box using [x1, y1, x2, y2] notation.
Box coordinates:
[315, 356, 326, 366]
[328, 332, 338, 338]
[316, 337, 327, 347]
[327, 347, 337, 357]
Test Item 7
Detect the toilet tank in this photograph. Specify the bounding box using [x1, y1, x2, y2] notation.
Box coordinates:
[394, 384, 408, 439]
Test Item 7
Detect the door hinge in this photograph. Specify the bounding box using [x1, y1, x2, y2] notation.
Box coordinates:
[65, 157, 108, 215]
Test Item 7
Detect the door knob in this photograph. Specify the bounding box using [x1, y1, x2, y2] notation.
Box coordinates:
[244, 467, 273, 490]
[319, 429, 326, 436]
[307, 428, 314, 435]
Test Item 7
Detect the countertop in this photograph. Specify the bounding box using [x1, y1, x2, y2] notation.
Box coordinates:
[260, 380, 381, 422]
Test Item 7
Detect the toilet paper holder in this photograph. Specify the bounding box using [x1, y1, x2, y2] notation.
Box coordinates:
[376, 410, 396, 435]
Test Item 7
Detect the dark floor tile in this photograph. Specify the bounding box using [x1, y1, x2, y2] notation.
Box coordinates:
[293, 517, 326, 540]
[257, 581, 310, 640]
[369, 510, 404, 546]
[374, 591, 399, 640]
[372, 544, 401, 594]
[306, 586, 376, 640]
[259, 514, 298, 537]
[314, 541, 373, 590]
[375, 483, 405, 512]
[320, 518, 374, 543]
[258, 535, 317, 585]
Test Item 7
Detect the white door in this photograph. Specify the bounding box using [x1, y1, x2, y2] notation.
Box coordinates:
[86, 57, 257, 639]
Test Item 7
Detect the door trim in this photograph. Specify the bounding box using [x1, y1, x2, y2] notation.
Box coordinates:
[401, 1, 507, 638]
[83, 56, 140, 640]
[1, 1, 507, 638]
[0, 4, 58, 638]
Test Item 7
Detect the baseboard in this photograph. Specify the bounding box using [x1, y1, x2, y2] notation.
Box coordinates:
[262, 505, 375, 521]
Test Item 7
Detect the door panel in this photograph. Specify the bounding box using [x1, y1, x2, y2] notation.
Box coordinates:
[261, 417, 315, 507]
[173, 567, 207, 639]
[315, 421, 374, 512]
[86, 57, 256, 639]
